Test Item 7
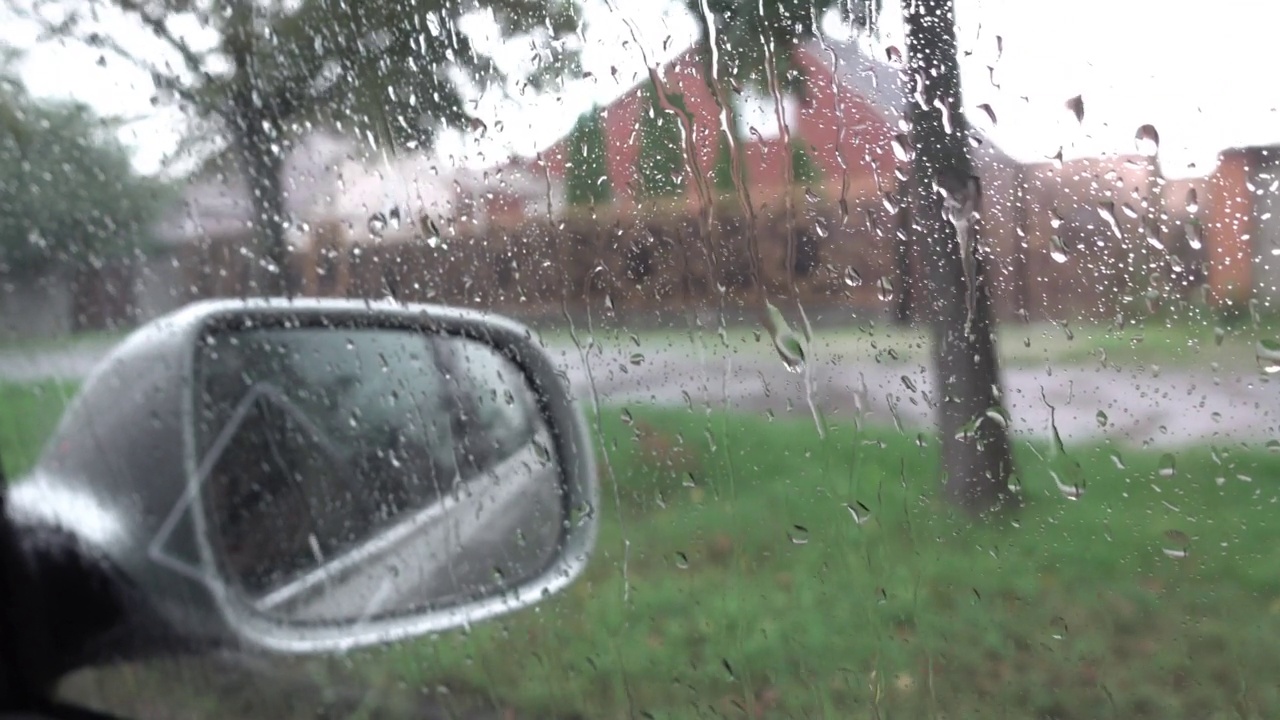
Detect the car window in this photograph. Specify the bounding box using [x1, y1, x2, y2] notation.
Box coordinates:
[5, 1, 1280, 719]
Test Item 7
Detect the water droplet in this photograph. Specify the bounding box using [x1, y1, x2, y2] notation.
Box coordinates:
[1158, 453, 1177, 478]
[885, 45, 902, 64]
[368, 212, 388, 238]
[877, 277, 895, 301]
[673, 551, 689, 569]
[1186, 188, 1199, 214]
[843, 266, 864, 287]
[901, 375, 918, 393]
[1110, 451, 1126, 469]
[1257, 339, 1280, 373]
[1134, 124, 1160, 156]
[845, 501, 871, 525]
[985, 407, 1011, 429]
[977, 103, 997, 126]
[1213, 326, 1226, 346]
[788, 525, 810, 545]
[571, 501, 595, 527]
[628, 352, 645, 366]
[1065, 95, 1084, 124]
[1162, 530, 1190, 559]
[1265, 439, 1280, 453]
[532, 440, 552, 463]
[1052, 470, 1085, 499]
[620, 408, 634, 425]
[763, 300, 805, 372]
[891, 133, 914, 162]
[1096, 202, 1122, 239]
[1095, 410, 1108, 427]
[1185, 221, 1202, 250]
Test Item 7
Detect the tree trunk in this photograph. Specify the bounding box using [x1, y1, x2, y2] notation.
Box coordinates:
[232, 110, 291, 297]
[903, 0, 1017, 514]
[1012, 165, 1031, 321]
[893, 175, 914, 325]
[227, 22, 293, 299]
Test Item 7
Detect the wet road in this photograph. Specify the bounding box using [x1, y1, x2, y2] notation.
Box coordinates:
[2, 333, 1276, 450]
[542, 337, 1280, 451]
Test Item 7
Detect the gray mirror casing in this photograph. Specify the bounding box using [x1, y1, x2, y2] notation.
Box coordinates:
[6, 298, 599, 655]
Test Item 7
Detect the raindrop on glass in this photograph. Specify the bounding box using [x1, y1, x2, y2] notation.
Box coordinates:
[368, 212, 388, 238]
[1065, 95, 1084, 124]
[891, 133, 914, 163]
[876, 277, 895, 302]
[1134, 124, 1160, 156]
[1162, 529, 1190, 559]
[1256, 339, 1280, 374]
[846, 501, 872, 525]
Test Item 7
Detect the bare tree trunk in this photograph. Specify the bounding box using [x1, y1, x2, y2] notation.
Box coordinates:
[227, 10, 294, 299]
[893, 176, 914, 325]
[903, 0, 1017, 514]
[1012, 165, 1031, 321]
[231, 103, 291, 298]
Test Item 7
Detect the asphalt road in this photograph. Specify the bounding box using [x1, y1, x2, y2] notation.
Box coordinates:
[2, 333, 1276, 451]
[542, 336, 1280, 451]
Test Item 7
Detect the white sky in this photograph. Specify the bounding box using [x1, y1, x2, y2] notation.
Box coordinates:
[2, 0, 1276, 180]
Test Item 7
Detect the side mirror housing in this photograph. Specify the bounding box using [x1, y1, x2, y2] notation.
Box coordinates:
[7, 299, 598, 655]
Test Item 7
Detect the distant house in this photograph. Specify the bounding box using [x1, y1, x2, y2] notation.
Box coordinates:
[1206, 145, 1280, 310]
[481, 38, 1186, 321]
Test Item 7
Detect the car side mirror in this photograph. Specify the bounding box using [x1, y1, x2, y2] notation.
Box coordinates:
[7, 299, 598, 654]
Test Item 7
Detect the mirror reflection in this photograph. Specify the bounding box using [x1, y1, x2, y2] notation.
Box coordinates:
[193, 326, 564, 626]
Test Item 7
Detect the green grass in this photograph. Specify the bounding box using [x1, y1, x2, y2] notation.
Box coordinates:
[7, 382, 1280, 719]
[370, 406, 1280, 720]
[0, 329, 127, 354]
[0, 380, 78, 478]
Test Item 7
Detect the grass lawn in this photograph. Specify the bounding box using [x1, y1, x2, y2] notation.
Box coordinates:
[0, 380, 78, 479]
[0, 329, 127, 355]
[372, 405, 1280, 720]
[5, 381, 1280, 719]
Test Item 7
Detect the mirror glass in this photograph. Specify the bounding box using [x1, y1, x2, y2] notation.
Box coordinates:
[192, 325, 565, 626]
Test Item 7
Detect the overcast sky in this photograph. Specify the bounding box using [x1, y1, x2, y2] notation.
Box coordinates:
[2, 0, 1277, 181]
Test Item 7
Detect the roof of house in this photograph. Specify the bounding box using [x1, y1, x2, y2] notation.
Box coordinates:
[806, 36, 1022, 175]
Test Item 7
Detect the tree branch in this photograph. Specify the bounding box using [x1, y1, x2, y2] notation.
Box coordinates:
[110, 0, 210, 83]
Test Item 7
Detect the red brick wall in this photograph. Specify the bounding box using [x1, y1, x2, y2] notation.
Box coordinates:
[1205, 149, 1254, 306]
[792, 47, 897, 199]
[539, 45, 896, 209]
